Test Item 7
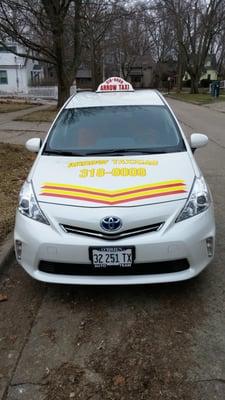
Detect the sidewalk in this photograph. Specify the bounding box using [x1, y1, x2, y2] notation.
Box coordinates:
[0, 103, 53, 145]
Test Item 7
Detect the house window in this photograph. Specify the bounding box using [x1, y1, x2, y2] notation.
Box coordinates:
[0, 70, 8, 84]
[0, 45, 16, 53]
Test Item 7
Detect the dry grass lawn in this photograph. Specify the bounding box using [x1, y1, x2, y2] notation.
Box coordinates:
[0, 143, 35, 244]
[0, 101, 36, 113]
[14, 105, 58, 122]
[166, 92, 225, 105]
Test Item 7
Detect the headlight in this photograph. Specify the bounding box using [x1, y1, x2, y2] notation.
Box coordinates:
[176, 177, 211, 222]
[18, 181, 49, 224]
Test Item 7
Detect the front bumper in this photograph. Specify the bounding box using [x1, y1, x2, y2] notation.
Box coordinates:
[14, 205, 215, 285]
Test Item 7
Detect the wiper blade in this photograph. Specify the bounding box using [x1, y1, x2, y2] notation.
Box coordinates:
[43, 150, 83, 156]
[84, 149, 168, 156]
[43, 148, 169, 156]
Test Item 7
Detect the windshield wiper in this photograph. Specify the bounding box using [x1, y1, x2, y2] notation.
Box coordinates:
[43, 150, 84, 156]
[43, 148, 170, 157]
[84, 149, 168, 156]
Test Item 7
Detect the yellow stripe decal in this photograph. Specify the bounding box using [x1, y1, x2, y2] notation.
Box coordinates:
[40, 180, 187, 204]
[42, 180, 185, 194]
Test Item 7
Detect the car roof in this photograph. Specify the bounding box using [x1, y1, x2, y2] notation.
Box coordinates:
[65, 89, 164, 109]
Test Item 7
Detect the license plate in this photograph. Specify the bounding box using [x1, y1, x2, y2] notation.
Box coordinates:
[90, 247, 134, 268]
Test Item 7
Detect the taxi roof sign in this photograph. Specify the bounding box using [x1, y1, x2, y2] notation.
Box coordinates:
[96, 77, 134, 93]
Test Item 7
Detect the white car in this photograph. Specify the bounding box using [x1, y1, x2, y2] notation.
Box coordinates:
[14, 77, 215, 285]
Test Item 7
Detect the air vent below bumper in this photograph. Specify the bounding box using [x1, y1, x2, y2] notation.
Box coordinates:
[39, 259, 190, 276]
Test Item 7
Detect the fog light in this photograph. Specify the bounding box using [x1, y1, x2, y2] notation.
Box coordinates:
[15, 240, 22, 260]
[206, 237, 214, 257]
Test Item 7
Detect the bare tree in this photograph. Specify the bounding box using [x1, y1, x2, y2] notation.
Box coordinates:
[163, 0, 224, 93]
[81, 0, 118, 90]
[214, 21, 225, 79]
[1, 0, 224, 100]
[144, 1, 177, 88]
[106, 3, 151, 81]
[0, 0, 82, 107]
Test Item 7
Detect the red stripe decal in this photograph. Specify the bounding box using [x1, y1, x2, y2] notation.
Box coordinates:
[41, 189, 186, 204]
[41, 182, 186, 198]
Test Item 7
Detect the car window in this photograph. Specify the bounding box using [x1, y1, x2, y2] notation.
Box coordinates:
[44, 105, 186, 155]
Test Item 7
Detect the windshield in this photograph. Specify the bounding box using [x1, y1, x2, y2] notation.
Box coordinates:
[44, 105, 186, 156]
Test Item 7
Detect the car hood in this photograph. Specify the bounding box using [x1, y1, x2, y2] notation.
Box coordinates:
[33, 153, 195, 207]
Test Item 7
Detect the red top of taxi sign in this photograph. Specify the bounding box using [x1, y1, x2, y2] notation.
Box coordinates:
[96, 77, 134, 93]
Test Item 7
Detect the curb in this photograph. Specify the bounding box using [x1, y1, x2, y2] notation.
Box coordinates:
[0, 232, 14, 272]
[165, 95, 203, 106]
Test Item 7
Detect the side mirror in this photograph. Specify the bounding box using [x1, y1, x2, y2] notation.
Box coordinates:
[190, 133, 208, 152]
[25, 138, 42, 153]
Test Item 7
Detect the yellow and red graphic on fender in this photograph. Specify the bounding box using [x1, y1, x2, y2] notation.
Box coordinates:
[40, 180, 187, 205]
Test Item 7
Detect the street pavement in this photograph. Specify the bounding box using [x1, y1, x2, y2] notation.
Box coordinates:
[0, 99, 225, 399]
[204, 99, 225, 113]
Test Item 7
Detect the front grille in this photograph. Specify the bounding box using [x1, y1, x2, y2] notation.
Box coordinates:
[60, 222, 163, 240]
[39, 259, 189, 276]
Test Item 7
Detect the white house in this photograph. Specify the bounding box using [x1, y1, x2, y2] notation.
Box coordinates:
[0, 41, 43, 94]
[183, 54, 218, 84]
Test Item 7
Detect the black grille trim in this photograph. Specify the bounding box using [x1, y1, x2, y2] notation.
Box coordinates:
[39, 259, 190, 276]
[60, 222, 163, 240]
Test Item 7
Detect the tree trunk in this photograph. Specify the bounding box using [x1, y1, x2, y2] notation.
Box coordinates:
[54, 57, 71, 108]
[176, 55, 183, 93]
[91, 61, 97, 91]
[57, 71, 71, 108]
[190, 77, 199, 94]
[91, 42, 98, 91]
[54, 31, 71, 108]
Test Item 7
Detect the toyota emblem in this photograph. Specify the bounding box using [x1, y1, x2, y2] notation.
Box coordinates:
[100, 216, 122, 231]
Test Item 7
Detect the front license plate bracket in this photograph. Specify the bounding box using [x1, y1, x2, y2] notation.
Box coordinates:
[89, 246, 135, 268]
